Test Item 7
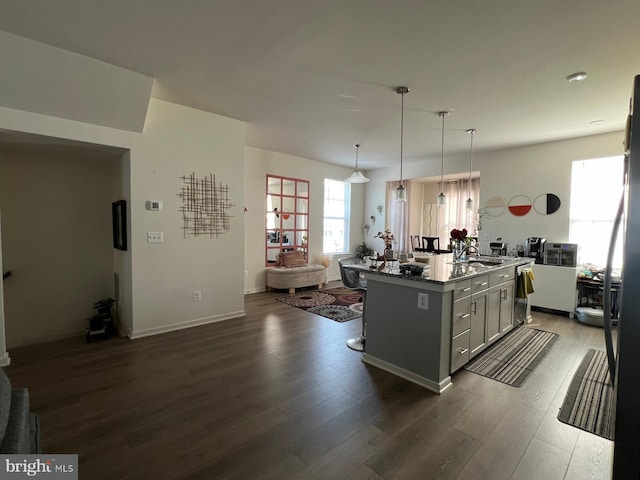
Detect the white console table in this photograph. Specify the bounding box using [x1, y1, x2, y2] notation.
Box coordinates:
[529, 264, 578, 317]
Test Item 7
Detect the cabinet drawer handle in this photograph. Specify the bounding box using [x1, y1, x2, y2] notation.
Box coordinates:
[458, 313, 470, 319]
[461, 287, 471, 292]
[477, 281, 488, 286]
[501, 274, 511, 279]
[457, 348, 469, 355]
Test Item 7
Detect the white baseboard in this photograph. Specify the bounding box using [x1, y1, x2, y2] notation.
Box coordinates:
[362, 354, 452, 394]
[0, 353, 10, 367]
[129, 310, 246, 339]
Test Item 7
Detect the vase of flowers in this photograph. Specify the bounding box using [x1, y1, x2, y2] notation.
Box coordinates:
[375, 229, 396, 260]
[450, 228, 471, 262]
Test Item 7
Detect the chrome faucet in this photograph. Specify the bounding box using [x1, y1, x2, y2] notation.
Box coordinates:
[453, 244, 479, 262]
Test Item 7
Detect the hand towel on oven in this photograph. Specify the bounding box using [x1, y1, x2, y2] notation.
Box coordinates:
[516, 269, 535, 298]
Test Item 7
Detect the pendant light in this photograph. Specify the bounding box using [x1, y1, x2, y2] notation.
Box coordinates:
[436, 111, 449, 207]
[396, 86, 409, 202]
[465, 129, 476, 210]
[344, 144, 369, 183]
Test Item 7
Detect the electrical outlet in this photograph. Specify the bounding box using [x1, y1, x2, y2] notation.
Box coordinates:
[147, 232, 163, 243]
[417, 292, 429, 310]
[193, 290, 201, 302]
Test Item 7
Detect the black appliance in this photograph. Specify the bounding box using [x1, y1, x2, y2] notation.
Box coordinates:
[525, 237, 546, 263]
[606, 74, 640, 477]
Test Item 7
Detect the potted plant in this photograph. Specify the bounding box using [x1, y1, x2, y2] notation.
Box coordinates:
[354, 242, 374, 261]
[86, 298, 115, 342]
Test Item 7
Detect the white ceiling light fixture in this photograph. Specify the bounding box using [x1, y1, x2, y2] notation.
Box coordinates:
[396, 86, 409, 202]
[465, 128, 476, 211]
[566, 72, 587, 82]
[436, 111, 449, 207]
[344, 143, 369, 183]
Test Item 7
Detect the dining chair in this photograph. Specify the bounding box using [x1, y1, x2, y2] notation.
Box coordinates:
[421, 236, 440, 253]
[411, 235, 426, 252]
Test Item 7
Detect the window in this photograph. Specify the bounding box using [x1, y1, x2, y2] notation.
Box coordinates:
[423, 178, 479, 249]
[436, 179, 480, 248]
[569, 156, 624, 268]
[323, 179, 350, 254]
[265, 175, 309, 266]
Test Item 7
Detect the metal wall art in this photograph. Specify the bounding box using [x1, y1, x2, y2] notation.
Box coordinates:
[178, 172, 234, 238]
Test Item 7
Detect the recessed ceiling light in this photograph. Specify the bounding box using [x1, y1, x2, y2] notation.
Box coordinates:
[338, 94, 355, 99]
[567, 72, 588, 82]
[589, 119, 604, 126]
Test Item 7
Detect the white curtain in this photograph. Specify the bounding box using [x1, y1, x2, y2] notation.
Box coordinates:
[385, 181, 411, 254]
[436, 178, 480, 249]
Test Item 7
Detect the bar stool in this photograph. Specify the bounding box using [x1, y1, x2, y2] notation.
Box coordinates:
[339, 257, 367, 352]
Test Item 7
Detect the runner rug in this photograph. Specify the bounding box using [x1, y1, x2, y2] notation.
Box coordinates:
[276, 287, 363, 323]
[463, 327, 559, 387]
[557, 349, 614, 440]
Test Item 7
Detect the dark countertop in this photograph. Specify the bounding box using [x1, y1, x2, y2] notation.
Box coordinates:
[352, 253, 531, 285]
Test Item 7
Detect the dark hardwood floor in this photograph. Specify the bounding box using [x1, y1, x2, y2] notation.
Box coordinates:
[5, 282, 613, 479]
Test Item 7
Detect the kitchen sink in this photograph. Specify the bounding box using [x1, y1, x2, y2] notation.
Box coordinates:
[467, 259, 503, 268]
[447, 258, 504, 268]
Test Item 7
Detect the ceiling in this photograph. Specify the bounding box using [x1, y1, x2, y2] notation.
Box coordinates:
[1, 0, 639, 170]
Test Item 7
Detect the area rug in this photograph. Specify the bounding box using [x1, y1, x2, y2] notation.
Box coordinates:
[276, 287, 363, 323]
[557, 349, 614, 440]
[463, 327, 559, 387]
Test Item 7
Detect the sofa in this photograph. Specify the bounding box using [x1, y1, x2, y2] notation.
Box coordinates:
[0, 368, 40, 454]
[266, 251, 325, 294]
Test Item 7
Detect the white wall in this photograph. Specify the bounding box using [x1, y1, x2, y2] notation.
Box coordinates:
[364, 131, 625, 256]
[0, 99, 247, 345]
[113, 151, 133, 335]
[244, 147, 365, 293]
[0, 149, 117, 347]
[128, 99, 246, 337]
[476, 131, 624, 253]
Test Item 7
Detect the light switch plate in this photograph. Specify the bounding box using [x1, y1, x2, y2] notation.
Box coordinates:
[146, 200, 163, 211]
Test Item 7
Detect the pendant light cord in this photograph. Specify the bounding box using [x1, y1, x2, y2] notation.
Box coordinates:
[440, 112, 446, 191]
[467, 129, 475, 199]
[400, 90, 404, 184]
[395, 87, 409, 186]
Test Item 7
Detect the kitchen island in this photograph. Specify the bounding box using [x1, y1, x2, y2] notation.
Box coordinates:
[357, 254, 530, 394]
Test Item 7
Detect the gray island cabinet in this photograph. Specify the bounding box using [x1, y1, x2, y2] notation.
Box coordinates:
[359, 255, 524, 394]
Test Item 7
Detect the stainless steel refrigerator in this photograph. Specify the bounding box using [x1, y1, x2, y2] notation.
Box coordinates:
[607, 73, 640, 478]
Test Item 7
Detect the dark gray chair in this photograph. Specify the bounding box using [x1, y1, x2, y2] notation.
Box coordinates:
[339, 257, 367, 352]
